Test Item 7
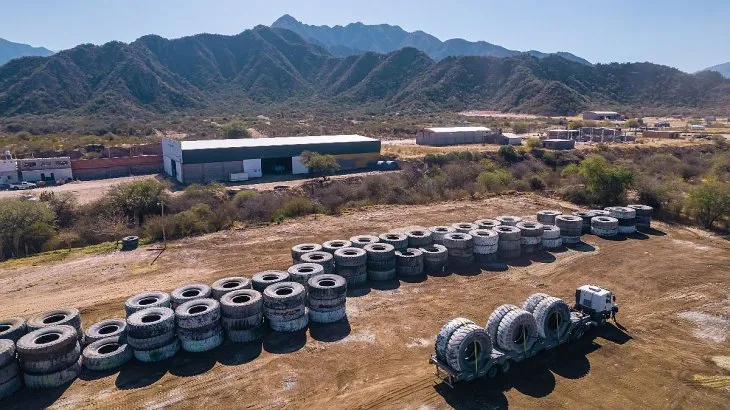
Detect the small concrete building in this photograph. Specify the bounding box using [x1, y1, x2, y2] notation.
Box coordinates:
[162, 135, 381, 184]
[642, 130, 680, 139]
[416, 126, 498, 146]
[583, 111, 624, 121]
[17, 157, 73, 183]
[547, 129, 580, 140]
[0, 159, 19, 185]
[500, 133, 523, 146]
[542, 139, 575, 150]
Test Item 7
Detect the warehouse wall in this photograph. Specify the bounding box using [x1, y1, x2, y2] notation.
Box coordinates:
[181, 161, 243, 183]
[71, 156, 162, 180]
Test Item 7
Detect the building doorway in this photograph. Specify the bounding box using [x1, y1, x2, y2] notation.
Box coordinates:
[262, 157, 292, 175]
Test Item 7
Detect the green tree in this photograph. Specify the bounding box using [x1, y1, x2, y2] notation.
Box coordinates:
[107, 179, 167, 226]
[567, 119, 584, 130]
[525, 138, 542, 150]
[686, 181, 730, 229]
[578, 155, 635, 206]
[300, 151, 341, 180]
[0, 199, 56, 259]
[223, 120, 251, 138]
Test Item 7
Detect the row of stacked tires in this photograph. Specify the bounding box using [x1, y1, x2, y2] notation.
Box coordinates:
[434, 291, 572, 375]
[0, 271, 349, 399]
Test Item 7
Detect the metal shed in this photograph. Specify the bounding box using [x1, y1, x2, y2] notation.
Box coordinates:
[416, 127, 494, 146]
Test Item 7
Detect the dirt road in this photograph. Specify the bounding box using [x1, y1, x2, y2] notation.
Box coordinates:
[1, 194, 728, 409]
[0, 175, 156, 204]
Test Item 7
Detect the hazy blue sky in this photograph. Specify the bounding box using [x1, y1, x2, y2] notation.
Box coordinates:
[1, 0, 727, 72]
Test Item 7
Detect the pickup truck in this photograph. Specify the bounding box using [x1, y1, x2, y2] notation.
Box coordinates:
[9, 182, 37, 190]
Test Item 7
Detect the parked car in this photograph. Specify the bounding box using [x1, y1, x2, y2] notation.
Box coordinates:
[9, 181, 37, 190]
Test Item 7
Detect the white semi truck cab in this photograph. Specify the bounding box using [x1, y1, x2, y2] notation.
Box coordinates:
[574, 284, 619, 323]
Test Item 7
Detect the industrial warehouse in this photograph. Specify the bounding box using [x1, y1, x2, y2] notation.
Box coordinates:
[162, 135, 381, 183]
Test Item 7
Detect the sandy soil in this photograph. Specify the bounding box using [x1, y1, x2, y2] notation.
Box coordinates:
[1, 194, 729, 409]
[0, 175, 157, 204]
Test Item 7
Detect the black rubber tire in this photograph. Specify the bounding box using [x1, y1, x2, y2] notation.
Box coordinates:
[496, 216, 522, 226]
[452, 222, 479, 234]
[178, 323, 223, 342]
[84, 318, 126, 345]
[16, 325, 78, 362]
[368, 268, 397, 281]
[322, 240, 353, 254]
[263, 282, 307, 310]
[308, 295, 346, 310]
[405, 229, 433, 247]
[251, 271, 290, 292]
[335, 264, 367, 279]
[474, 219, 501, 229]
[133, 338, 180, 363]
[220, 289, 263, 319]
[366, 259, 396, 271]
[533, 297, 571, 339]
[211, 277, 251, 300]
[333, 247, 367, 267]
[126, 330, 176, 351]
[496, 308, 539, 353]
[442, 233, 473, 249]
[522, 293, 550, 313]
[0, 374, 22, 400]
[428, 226, 456, 243]
[226, 323, 265, 343]
[82, 336, 132, 372]
[21, 343, 80, 375]
[181, 331, 224, 353]
[309, 306, 347, 324]
[124, 291, 171, 316]
[493, 225, 521, 241]
[363, 243, 395, 261]
[221, 313, 263, 330]
[23, 357, 81, 389]
[171, 284, 212, 308]
[268, 311, 308, 332]
[264, 305, 306, 322]
[469, 229, 499, 246]
[435, 317, 475, 361]
[175, 298, 221, 329]
[516, 221, 545, 237]
[0, 317, 27, 343]
[485, 304, 519, 345]
[420, 244, 449, 261]
[125, 307, 175, 339]
[445, 324, 492, 373]
[0, 339, 16, 368]
[287, 263, 325, 286]
[291, 243, 323, 262]
[536, 210, 562, 225]
[395, 248, 423, 268]
[378, 233, 408, 250]
[0, 360, 19, 385]
[349, 235, 380, 248]
[27, 308, 80, 334]
[307, 274, 347, 299]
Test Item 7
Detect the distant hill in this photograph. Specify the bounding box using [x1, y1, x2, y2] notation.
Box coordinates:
[1, 26, 728, 119]
[0, 38, 54, 66]
[702, 62, 730, 79]
[271, 14, 592, 65]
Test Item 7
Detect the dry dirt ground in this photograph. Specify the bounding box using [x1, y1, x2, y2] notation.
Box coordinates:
[0, 175, 156, 205]
[1, 194, 729, 409]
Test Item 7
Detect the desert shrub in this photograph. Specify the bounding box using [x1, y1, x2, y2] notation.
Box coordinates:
[512, 122, 530, 134]
[561, 185, 592, 205]
[0, 199, 56, 259]
[235, 192, 289, 223]
[300, 151, 340, 178]
[39, 191, 77, 228]
[169, 183, 228, 213]
[498, 145, 521, 163]
[105, 179, 167, 226]
[686, 180, 730, 229]
[42, 230, 83, 251]
[232, 190, 259, 207]
[274, 197, 324, 220]
[529, 176, 546, 190]
[525, 138, 542, 150]
[477, 169, 513, 193]
[578, 155, 635, 206]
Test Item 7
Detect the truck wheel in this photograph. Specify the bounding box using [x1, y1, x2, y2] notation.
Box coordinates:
[533, 297, 570, 339]
[435, 317, 475, 361]
[496, 309, 539, 353]
[522, 293, 550, 314]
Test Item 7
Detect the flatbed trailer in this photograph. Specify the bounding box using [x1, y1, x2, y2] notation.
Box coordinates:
[430, 309, 600, 387]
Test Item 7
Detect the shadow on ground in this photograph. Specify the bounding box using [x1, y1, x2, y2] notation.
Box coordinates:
[309, 318, 351, 342]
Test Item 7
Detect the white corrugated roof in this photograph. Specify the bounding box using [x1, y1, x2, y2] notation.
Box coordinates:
[424, 126, 491, 133]
[586, 111, 619, 115]
[502, 133, 522, 138]
[179, 135, 376, 150]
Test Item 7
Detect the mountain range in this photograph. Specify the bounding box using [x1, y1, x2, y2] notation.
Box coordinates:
[0, 38, 54, 66]
[0, 26, 728, 119]
[271, 15, 592, 65]
[703, 62, 730, 79]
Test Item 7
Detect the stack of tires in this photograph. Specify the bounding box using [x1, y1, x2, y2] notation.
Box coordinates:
[572, 211, 597, 234]
[516, 222, 544, 254]
[171, 284, 211, 309]
[406, 229, 432, 248]
[251, 271, 290, 292]
[474, 219, 501, 230]
[291, 243, 323, 264]
[469, 229, 499, 263]
[308, 275, 348, 324]
[0, 317, 27, 342]
[442, 233, 474, 266]
[496, 216, 522, 227]
[486, 304, 538, 356]
[82, 335, 132, 372]
[364, 243, 396, 281]
[0, 340, 21, 398]
[211, 277, 251, 300]
[536, 210, 561, 226]
[555, 215, 583, 244]
[434, 318, 491, 376]
[428, 226, 456, 245]
[590, 209, 610, 217]
[523, 294, 571, 340]
[349, 235, 379, 249]
[83, 318, 126, 346]
[126, 307, 179, 362]
[606, 206, 637, 234]
[419, 245, 449, 274]
[628, 204, 653, 231]
[452, 222, 478, 234]
[16, 325, 82, 389]
[287, 263, 325, 288]
[541, 225, 562, 249]
[494, 226, 521, 260]
[300, 252, 335, 275]
[322, 240, 352, 255]
[220, 290, 264, 343]
[378, 233, 408, 252]
[125, 291, 171, 316]
[395, 248, 424, 279]
[27, 308, 83, 344]
[591, 216, 619, 237]
[334, 247, 367, 286]
[175, 298, 223, 353]
[263, 282, 308, 332]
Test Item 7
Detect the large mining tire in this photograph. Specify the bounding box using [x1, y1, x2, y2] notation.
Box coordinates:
[307, 274, 347, 299]
[496, 216, 522, 226]
[171, 284, 212, 308]
[0, 317, 27, 343]
[368, 268, 397, 281]
[442, 233, 473, 249]
[334, 247, 367, 267]
[541, 225, 561, 240]
[536, 210, 562, 225]
[124, 291, 171, 316]
[435, 317, 475, 362]
[322, 240, 353, 254]
[496, 309, 539, 353]
[469, 229, 499, 246]
[395, 248, 423, 268]
[175, 298, 221, 329]
[84, 318, 126, 345]
[300, 251, 334, 269]
[220, 289, 262, 318]
[251, 271, 290, 292]
[0, 374, 22, 399]
[221, 313, 263, 330]
[23, 357, 81, 389]
[211, 277, 251, 300]
[268, 311, 308, 332]
[82, 336, 132, 372]
[126, 330, 176, 351]
[0, 360, 19, 385]
[181, 331, 224, 353]
[287, 263, 325, 286]
[291, 243, 323, 262]
[452, 222, 479, 234]
[349, 235, 380, 248]
[366, 259, 396, 271]
[429, 226, 456, 244]
[27, 308, 80, 334]
[125, 307, 175, 339]
[263, 282, 307, 310]
[177, 322, 221, 341]
[420, 244, 448, 261]
[363, 242, 396, 261]
[16, 325, 78, 362]
[516, 221, 545, 238]
[226, 323, 265, 343]
[308, 295, 346, 310]
[445, 324, 492, 373]
[133, 338, 180, 363]
[309, 306, 347, 324]
[0, 340, 16, 368]
[405, 229, 432, 247]
[522, 293, 550, 313]
[494, 225, 521, 241]
[378, 233, 408, 251]
[22, 343, 80, 375]
[485, 304, 519, 345]
[474, 219, 501, 230]
[533, 297, 571, 339]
